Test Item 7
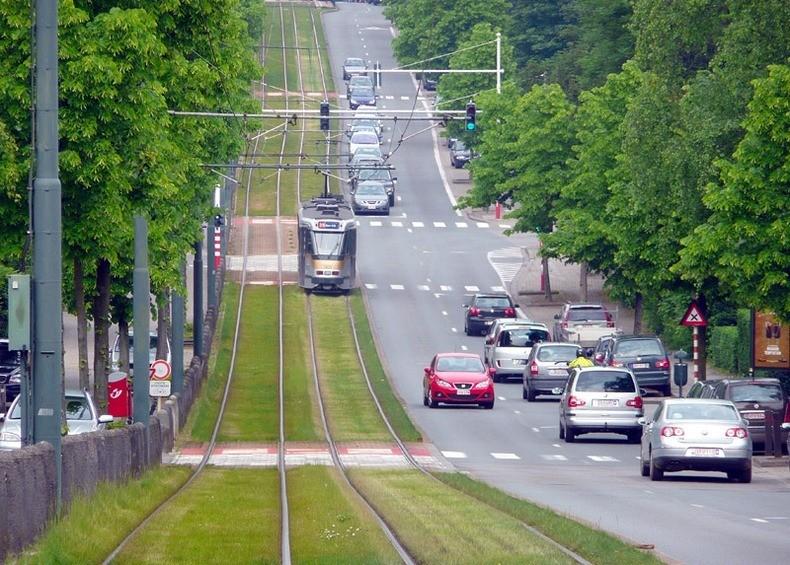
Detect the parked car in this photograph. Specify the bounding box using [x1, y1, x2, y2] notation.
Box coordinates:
[0, 339, 23, 407]
[559, 367, 644, 443]
[464, 293, 518, 336]
[349, 129, 380, 157]
[685, 380, 713, 398]
[0, 389, 113, 450]
[705, 378, 788, 452]
[450, 140, 471, 168]
[348, 85, 376, 110]
[593, 335, 671, 396]
[346, 75, 374, 97]
[342, 57, 367, 81]
[350, 181, 390, 215]
[111, 330, 170, 376]
[553, 303, 616, 346]
[639, 398, 752, 482]
[484, 322, 550, 383]
[523, 342, 584, 401]
[421, 72, 438, 91]
[423, 353, 495, 409]
[351, 166, 396, 206]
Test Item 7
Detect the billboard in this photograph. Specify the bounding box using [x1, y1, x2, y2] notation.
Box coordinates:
[753, 311, 790, 370]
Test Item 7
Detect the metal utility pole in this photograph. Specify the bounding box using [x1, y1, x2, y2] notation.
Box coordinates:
[132, 216, 150, 427]
[171, 261, 185, 395]
[193, 240, 204, 357]
[32, 0, 64, 507]
[496, 32, 502, 94]
[206, 224, 216, 311]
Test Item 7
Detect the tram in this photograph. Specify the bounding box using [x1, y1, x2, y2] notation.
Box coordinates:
[297, 194, 357, 292]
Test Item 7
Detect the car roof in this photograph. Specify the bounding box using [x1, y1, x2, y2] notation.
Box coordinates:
[473, 293, 510, 299]
[533, 342, 581, 349]
[576, 366, 631, 373]
[498, 322, 548, 330]
[663, 398, 736, 406]
[436, 352, 480, 359]
[718, 378, 782, 385]
[566, 303, 606, 309]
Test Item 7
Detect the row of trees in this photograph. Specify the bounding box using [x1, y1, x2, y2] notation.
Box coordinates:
[385, 0, 790, 339]
[0, 1, 264, 404]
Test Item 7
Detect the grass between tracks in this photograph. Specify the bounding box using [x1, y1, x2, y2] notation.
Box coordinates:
[115, 468, 280, 563]
[351, 469, 575, 564]
[8, 466, 192, 564]
[436, 472, 663, 565]
[349, 291, 422, 442]
[288, 466, 400, 563]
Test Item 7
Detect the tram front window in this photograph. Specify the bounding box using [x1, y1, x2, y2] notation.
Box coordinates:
[312, 231, 344, 258]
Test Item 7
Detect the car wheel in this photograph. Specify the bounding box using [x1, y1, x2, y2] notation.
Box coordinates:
[464, 322, 472, 336]
[564, 426, 575, 443]
[423, 389, 429, 407]
[729, 466, 752, 483]
[526, 386, 536, 402]
[649, 450, 663, 481]
[559, 422, 565, 440]
[481, 401, 494, 409]
[640, 453, 649, 477]
[428, 390, 439, 409]
[522, 386, 528, 400]
[389, 195, 395, 207]
[662, 384, 672, 397]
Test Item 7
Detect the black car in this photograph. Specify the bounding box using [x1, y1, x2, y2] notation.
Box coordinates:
[0, 339, 23, 407]
[351, 166, 396, 206]
[464, 294, 517, 336]
[707, 378, 788, 452]
[593, 335, 671, 396]
[450, 140, 471, 168]
[421, 72, 438, 91]
[348, 85, 376, 110]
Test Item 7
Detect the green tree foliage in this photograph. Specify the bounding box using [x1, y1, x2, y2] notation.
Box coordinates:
[679, 64, 790, 321]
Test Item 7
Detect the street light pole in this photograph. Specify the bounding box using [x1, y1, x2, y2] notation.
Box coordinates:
[32, 0, 64, 508]
[132, 216, 150, 429]
[193, 240, 204, 358]
[496, 31, 501, 94]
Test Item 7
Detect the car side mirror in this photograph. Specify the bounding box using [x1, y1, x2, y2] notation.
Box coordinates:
[637, 417, 647, 426]
[639, 388, 647, 397]
[0, 413, 5, 422]
[553, 314, 561, 320]
[424, 367, 431, 376]
[463, 304, 469, 309]
[488, 368, 497, 377]
[98, 415, 114, 424]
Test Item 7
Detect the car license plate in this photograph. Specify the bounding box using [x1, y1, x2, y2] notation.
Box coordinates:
[549, 369, 566, 376]
[515, 359, 527, 366]
[686, 448, 722, 457]
[484, 320, 493, 326]
[456, 389, 471, 396]
[593, 399, 618, 407]
[742, 412, 765, 421]
[632, 363, 650, 369]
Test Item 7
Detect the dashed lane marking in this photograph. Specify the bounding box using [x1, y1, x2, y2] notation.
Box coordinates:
[587, 456, 619, 462]
[391, 221, 403, 227]
[541, 454, 568, 461]
[441, 311, 448, 316]
[750, 518, 769, 524]
[440, 285, 452, 291]
[491, 452, 521, 460]
[531, 427, 540, 432]
[433, 221, 446, 228]
[442, 451, 467, 459]
[464, 285, 479, 292]
[476, 222, 490, 228]
[498, 396, 506, 401]
[390, 284, 404, 290]
[460, 345, 468, 351]
[456, 222, 468, 228]
[412, 221, 424, 228]
[451, 328, 458, 333]
[417, 285, 430, 291]
[370, 220, 382, 226]
[365, 283, 378, 290]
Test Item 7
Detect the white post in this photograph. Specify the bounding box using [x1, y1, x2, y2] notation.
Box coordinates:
[692, 326, 699, 381]
[496, 32, 502, 94]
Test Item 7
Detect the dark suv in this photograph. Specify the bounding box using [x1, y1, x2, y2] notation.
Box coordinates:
[707, 378, 788, 452]
[593, 335, 671, 396]
[464, 294, 517, 336]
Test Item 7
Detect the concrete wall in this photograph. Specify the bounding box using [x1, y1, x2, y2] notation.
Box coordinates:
[0, 279, 222, 560]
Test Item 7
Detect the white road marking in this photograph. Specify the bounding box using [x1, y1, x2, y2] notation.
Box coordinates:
[391, 221, 403, 227]
[441, 311, 448, 316]
[552, 444, 562, 448]
[464, 285, 479, 292]
[460, 345, 468, 351]
[385, 95, 394, 100]
[488, 247, 523, 287]
[751, 518, 769, 524]
[491, 452, 521, 460]
[498, 396, 506, 401]
[541, 454, 568, 461]
[513, 410, 521, 414]
[455, 222, 468, 228]
[440, 285, 452, 291]
[396, 195, 402, 201]
[587, 456, 619, 462]
[451, 328, 458, 333]
[433, 221, 446, 228]
[499, 224, 513, 229]
[369, 220, 382, 227]
[412, 221, 424, 228]
[364, 283, 378, 290]
[400, 95, 409, 101]
[390, 284, 404, 290]
[442, 451, 467, 459]
[491, 285, 505, 292]
[476, 222, 490, 228]
[417, 285, 430, 291]
[644, 489, 654, 494]
[251, 218, 273, 224]
[691, 504, 705, 509]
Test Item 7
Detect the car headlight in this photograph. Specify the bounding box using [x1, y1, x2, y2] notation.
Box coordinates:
[8, 375, 21, 384]
[350, 99, 358, 105]
[435, 378, 453, 388]
[472, 379, 491, 390]
[0, 431, 21, 441]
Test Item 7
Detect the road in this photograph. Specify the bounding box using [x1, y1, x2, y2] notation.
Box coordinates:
[322, 4, 790, 564]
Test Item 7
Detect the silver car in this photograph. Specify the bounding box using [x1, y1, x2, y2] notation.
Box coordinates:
[639, 398, 752, 482]
[559, 367, 643, 443]
[351, 181, 389, 215]
[484, 322, 549, 382]
[0, 389, 113, 450]
[522, 342, 582, 401]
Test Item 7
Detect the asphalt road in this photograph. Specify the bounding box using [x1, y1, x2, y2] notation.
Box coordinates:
[323, 4, 790, 564]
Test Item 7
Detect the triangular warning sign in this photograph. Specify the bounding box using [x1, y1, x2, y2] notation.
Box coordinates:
[680, 300, 707, 327]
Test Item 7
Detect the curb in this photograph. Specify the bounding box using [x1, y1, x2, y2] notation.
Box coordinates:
[753, 456, 789, 468]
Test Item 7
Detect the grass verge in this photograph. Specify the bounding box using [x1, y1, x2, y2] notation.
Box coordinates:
[288, 466, 400, 563]
[435, 472, 663, 565]
[311, 295, 391, 442]
[349, 291, 421, 442]
[9, 466, 192, 564]
[115, 468, 279, 564]
[350, 469, 575, 564]
[182, 281, 240, 443]
[284, 286, 323, 441]
[219, 285, 280, 442]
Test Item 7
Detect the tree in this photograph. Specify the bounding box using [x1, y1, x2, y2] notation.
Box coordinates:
[678, 64, 790, 321]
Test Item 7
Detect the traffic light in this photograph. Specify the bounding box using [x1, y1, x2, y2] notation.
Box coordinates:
[320, 100, 330, 131]
[214, 214, 224, 228]
[465, 101, 476, 131]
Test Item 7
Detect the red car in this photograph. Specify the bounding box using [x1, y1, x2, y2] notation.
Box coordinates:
[423, 353, 496, 409]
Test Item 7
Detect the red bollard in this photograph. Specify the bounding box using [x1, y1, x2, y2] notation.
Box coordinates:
[495, 201, 502, 220]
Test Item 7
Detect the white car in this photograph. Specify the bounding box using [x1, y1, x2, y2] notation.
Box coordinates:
[0, 389, 113, 450]
[349, 130, 381, 159]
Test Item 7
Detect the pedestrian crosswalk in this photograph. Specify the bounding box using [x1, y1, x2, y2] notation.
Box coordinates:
[487, 247, 523, 286]
[358, 219, 513, 230]
[363, 283, 507, 293]
[440, 450, 623, 464]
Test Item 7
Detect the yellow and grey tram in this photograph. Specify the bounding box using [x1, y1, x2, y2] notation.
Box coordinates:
[297, 195, 357, 292]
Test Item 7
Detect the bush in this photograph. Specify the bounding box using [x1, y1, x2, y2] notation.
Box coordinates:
[709, 326, 738, 374]
[735, 309, 751, 375]
[643, 290, 691, 351]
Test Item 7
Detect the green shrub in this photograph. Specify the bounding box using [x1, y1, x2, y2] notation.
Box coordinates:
[709, 326, 738, 374]
[736, 309, 751, 375]
[643, 290, 691, 351]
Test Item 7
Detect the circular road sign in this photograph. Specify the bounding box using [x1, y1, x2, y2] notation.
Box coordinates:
[149, 359, 172, 381]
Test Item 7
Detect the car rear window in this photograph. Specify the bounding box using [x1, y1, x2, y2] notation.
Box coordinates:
[351, 132, 378, 144]
[665, 404, 739, 421]
[614, 339, 663, 357]
[476, 297, 511, 308]
[501, 329, 549, 347]
[536, 346, 580, 362]
[567, 308, 608, 321]
[346, 58, 364, 66]
[356, 183, 386, 196]
[436, 357, 484, 373]
[730, 383, 784, 402]
[574, 371, 636, 393]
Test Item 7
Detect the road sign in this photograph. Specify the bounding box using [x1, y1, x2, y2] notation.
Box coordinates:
[753, 311, 790, 370]
[680, 300, 707, 327]
[149, 359, 172, 397]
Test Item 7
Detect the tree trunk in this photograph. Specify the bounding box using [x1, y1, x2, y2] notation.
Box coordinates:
[579, 261, 588, 302]
[633, 292, 644, 334]
[542, 255, 552, 301]
[118, 310, 130, 376]
[156, 290, 171, 360]
[74, 257, 90, 390]
[92, 258, 111, 409]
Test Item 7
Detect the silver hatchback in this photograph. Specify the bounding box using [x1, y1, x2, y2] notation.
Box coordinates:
[639, 398, 752, 482]
[522, 342, 582, 401]
[559, 367, 643, 443]
[484, 322, 549, 383]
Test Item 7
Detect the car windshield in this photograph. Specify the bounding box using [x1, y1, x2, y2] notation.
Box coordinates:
[345, 58, 364, 67]
[350, 77, 371, 86]
[475, 297, 510, 308]
[536, 346, 580, 362]
[501, 329, 549, 347]
[568, 308, 608, 321]
[9, 396, 92, 421]
[356, 183, 386, 196]
[665, 404, 740, 421]
[574, 371, 636, 393]
[614, 339, 663, 357]
[436, 357, 484, 373]
[351, 87, 374, 97]
[351, 132, 378, 145]
[359, 168, 389, 181]
[311, 232, 344, 256]
[454, 141, 467, 151]
[730, 384, 784, 402]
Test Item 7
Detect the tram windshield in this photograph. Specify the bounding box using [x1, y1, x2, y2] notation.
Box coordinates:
[311, 231, 344, 257]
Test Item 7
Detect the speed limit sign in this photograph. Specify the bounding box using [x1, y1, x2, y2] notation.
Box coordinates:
[149, 359, 172, 397]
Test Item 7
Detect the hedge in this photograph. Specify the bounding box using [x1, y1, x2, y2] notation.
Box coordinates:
[709, 326, 739, 374]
